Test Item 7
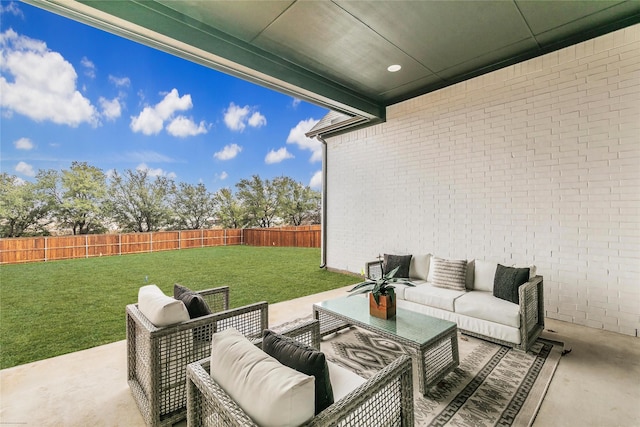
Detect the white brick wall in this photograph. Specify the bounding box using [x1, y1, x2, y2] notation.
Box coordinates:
[325, 25, 640, 336]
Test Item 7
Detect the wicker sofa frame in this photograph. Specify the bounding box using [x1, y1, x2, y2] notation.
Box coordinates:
[366, 260, 544, 352]
[126, 286, 268, 427]
[186, 320, 415, 427]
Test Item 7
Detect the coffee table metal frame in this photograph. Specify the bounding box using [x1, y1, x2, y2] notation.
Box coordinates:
[313, 296, 459, 395]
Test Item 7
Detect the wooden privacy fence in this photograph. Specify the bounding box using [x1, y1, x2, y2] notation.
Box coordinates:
[0, 225, 320, 265]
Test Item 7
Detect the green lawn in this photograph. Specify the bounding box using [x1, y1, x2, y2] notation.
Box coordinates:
[0, 245, 357, 369]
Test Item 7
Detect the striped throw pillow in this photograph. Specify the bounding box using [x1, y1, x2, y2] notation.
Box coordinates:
[431, 257, 468, 291]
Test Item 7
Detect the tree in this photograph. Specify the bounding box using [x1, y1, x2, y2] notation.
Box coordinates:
[170, 182, 216, 229]
[106, 169, 173, 232]
[39, 162, 107, 235]
[235, 175, 281, 228]
[0, 173, 52, 237]
[213, 187, 245, 229]
[275, 176, 321, 226]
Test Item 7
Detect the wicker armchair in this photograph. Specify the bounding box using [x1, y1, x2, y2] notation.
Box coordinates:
[126, 286, 269, 427]
[186, 320, 414, 427]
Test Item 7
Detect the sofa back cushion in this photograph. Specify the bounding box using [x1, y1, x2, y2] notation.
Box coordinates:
[210, 328, 315, 427]
[473, 260, 498, 292]
[138, 285, 190, 327]
[409, 254, 431, 280]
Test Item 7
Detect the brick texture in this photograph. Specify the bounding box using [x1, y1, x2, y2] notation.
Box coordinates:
[325, 25, 640, 336]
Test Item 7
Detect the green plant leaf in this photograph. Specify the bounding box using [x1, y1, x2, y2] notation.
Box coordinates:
[347, 286, 374, 297]
[348, 281, 375, 292]
[384, 265, 400, 279]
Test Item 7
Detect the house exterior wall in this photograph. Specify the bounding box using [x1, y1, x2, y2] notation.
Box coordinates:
[325, 24, 640, 336]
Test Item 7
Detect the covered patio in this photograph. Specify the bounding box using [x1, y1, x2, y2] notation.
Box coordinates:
[2, 287, 639, 426]
[5, 1, 640, 426]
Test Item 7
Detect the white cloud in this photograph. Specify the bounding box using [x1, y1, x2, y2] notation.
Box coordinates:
[125, 150, 174, 163]
[248, 111, 267, 128]
[14, 137, 33, 150]
[309, 170, 322, 189]
[291, 98, 301, 108]
[136, 163, 176, 179]
[166, 116, 208, 137]
[15, 161, 35, 177]
[130, 88, 206, 137]
[214, 143, 242, 161]
[219, 171, 228, 180]
[109, 75, 130, 87]
[81, 56, 95, 78]
[265, 147, 293, 164]
[99, 97, 121, 121]
[223, 102, 266, 131]
[130, 105, 164, 135]
[0, 29, 100, 127]
[1, 2, 24, 18]
[224, 103, 249, 131]
[286, 118, 321, 163]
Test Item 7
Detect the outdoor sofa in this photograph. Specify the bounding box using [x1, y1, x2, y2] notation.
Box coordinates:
[126, 284, 268, 426]
[368, 254, 544, 352]
[186, 319, 414, 427]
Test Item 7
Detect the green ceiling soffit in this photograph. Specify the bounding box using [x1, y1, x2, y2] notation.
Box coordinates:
[27, 0, 385, 121]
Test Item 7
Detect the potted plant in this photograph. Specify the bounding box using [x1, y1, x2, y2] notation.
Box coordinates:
[348, 263, 415, 319]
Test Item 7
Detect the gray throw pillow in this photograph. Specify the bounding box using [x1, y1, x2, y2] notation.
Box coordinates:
[263, 329, 334, 415]
[383, 254, 412, 278]
[493, 264, 530, 304]
[174, 284, 212, 318]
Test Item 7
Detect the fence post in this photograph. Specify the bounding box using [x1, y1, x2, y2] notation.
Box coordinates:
[179, 230, 181, 250]
[150, 232, 153, 253]
[119, 234, 122, 256]
[44, 236, 48, 262]
[85, 235, 88, 258]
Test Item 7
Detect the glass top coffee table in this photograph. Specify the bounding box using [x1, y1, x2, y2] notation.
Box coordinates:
[313, 295, 459, 395]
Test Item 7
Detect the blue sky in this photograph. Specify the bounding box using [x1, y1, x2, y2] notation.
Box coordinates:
[0, 2, 329, 191]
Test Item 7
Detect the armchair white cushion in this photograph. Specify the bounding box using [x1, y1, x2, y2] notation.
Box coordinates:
[138, 284, 189, 327]
[210, 328, 315, 427]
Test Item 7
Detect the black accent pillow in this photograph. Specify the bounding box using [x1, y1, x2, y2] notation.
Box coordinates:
[262, 329, 334, 415]
[174, 284, 212, 319]
[383, 254, 412, 278]
[493, 265, 530, 304]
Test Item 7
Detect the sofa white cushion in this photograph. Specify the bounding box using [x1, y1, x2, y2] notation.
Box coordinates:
[426, 256, 437, 282]
[210, 328, 315, 427]
[409, 254, 431, 280]
[403, 283, 466, 312]
[327, 361, 366, 401]
[395, 280, 426, 300]
[465, 259, 475, 290]
[138, 285, 189, 327]
[473, 260, 498, 292]
[397, 299, 522, 345]
[454, 291, 520, 328]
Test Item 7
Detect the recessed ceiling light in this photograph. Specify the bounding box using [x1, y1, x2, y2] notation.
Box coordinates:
[387, 64, 402, 72]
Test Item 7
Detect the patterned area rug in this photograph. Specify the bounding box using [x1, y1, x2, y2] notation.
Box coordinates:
[320, 327, 563, 427]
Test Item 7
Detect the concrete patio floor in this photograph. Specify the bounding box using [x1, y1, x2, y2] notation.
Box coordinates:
[1, 285, 639, 427]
